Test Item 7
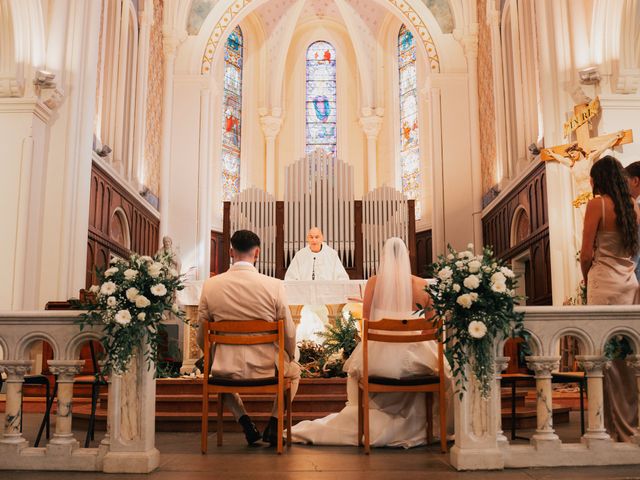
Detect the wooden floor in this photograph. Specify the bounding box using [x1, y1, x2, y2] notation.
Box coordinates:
[3, 412, 640, 479]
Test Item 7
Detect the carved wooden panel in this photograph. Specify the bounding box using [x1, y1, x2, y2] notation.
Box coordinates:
[416, 229, 433, 278]
[86, 160, 159, 288]
[210, 230, 224, 276]
[482, 162, 551, 305]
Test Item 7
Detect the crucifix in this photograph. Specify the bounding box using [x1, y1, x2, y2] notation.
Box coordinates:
[541, 97, 633, 207]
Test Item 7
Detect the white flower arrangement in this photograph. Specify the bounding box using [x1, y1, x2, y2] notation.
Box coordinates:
[421, 244, 525, 398]
[79, 252, 185, 375]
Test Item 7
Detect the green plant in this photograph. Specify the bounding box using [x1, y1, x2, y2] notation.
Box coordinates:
[318, 313, 359, 358]
[604, 335, 633, 361]
[77, 253, 186, 375]
[421, 244, 525, 399]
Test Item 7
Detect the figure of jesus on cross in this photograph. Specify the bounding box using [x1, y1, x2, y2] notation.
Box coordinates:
[541, 97, 633, 207]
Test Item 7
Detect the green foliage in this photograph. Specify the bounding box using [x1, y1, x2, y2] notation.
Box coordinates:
[318, 312, 359, 358]
[77, 253, 187, 376]
[420, 244, 526, 399]
[604, 335, 634, 360]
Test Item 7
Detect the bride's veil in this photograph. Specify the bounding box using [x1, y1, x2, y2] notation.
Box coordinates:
[370, 237, 413, 320]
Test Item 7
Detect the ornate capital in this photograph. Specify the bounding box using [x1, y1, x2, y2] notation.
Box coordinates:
[359, 115, 383, 139]
[0, 360, 33, 381]
[38, 86, 64, 110]
[48, 360, 85, 382]
[576, 355, 610, 377]
[526, 356, 560, 379]
[495, 356, 510, 375]
[260, 115, 283, 138]
[0, 77, 24, 97]
[626, 354, 640, 374]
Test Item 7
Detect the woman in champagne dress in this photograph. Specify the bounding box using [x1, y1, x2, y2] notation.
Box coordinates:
[580, 155, 640, 441]
[290, 238, 452, 447]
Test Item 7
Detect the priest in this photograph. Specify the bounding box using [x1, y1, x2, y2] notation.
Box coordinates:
[285, 227, 349, 281]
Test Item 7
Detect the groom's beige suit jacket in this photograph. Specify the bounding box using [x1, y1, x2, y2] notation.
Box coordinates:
[196, 263, 299, 379]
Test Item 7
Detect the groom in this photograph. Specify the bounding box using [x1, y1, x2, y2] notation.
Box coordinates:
[197, 229, 300, 445]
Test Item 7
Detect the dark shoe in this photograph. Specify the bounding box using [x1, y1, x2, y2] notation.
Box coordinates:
[238, 415, 261, 445]
[262, 416, 279, 446]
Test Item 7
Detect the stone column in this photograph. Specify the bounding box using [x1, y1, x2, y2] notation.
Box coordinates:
[358, 114, 383, 191]
[626, 354, 640, 445]
[260, 113, 283, 194]
[494, 356, 510, 447]
[577, 355, 612, 446]
[325, 303, 346, 326]
[288, 305, 304, 326]
[48, 360, 85, 447]
[526, 356, 561, 449]
[0, 360, 33, 448]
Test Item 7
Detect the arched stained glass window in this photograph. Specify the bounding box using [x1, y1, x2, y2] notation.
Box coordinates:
[398, 25, 421, 219]
[221, 26, 243, 201]
[305, 41, 337, 156]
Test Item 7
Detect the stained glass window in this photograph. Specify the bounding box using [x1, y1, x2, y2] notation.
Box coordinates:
[305, 41, 337, 156]
[398, 25, 421, 219]
[221, 26, 243, 201]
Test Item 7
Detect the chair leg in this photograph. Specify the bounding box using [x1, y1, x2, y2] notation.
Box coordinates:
[439, 391, 447, 454]
[85, 382, 100, 448]
[510, 381, 516, 440]
[35, 382, 57, 447]
[426, 393, 433, 446]
[363, 388, 370, 454]
[217, 393, 224, 447]
[277, 387, 284, 454]
[201, 389, 209, 454]
[579, 379, 585, 436]
[45, 381, 50, 439]
[357, 387, 363, 447]
[286, 389, 292, 447]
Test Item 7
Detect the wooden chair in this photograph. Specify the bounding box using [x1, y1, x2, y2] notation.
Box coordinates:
[201, 319, 293, 454]
[357, 317, 447, 454]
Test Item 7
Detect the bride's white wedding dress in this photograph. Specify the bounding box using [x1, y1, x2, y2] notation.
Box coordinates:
[290, 238, 453, 448]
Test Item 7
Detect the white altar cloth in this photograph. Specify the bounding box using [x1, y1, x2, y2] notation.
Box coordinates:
[176, 279, 368, 307]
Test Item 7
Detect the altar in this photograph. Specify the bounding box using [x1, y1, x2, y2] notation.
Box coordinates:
[175, 279, 367, 373]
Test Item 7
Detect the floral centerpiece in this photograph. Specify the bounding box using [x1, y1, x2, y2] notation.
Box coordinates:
[422, 244, 525, 398]
[78, 253, 185, 375]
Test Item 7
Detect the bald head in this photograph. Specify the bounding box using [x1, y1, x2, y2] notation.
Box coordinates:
[307, 227, 324, 253]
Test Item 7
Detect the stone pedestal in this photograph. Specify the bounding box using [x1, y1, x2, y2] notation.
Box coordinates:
[0, 360, 33, 448]
[103, 342, 160, 473]
[526, 356, 561, 449]
[577, 355, 613, 447]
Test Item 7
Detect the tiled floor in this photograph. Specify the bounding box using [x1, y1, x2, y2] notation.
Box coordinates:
[3, 412, 640, 479]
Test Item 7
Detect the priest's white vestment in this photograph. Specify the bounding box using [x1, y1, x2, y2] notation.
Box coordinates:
[284, 243, 349, 281]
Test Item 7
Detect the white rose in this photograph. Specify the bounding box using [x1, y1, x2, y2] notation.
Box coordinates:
[452, 284, 461, 292]
[468, 260, 481, 273]
[491, 281, 507, 293]
[126, 287, 139, 302]
[491, 272, 506, 284]
[148, 262, 163, 278]
[467, 243, 474, 250]
[482, 266, 492, 273]
[470, 292, 479, 301]
[447, 253, 455, 260]
[500, 267, 515, 278]
[475, 255, 484, 262]
[171, 303, 180, 314]
[455, 261, 464, 269]
[169, 268, 179, 278]
[100, 281, 117, 296]
[508, 289, 516, 297]
[468, 320, 487, 339]
[115, 309, 132, 325]
[110, 257, 119, 265]
[107, 296, 117, 307]
[124, 269, 138, 280]
[104, 267, 118, 277]
[137, 312, 146, 321]
[139, 256, 153, 263]
[456, 293, 474, 309]
[150, 283, 167, 297]
[89, 285, 100, 294]
[437, 267, 453, 281]
[135, 295, 151, 308]
[463, 274, 480, 290]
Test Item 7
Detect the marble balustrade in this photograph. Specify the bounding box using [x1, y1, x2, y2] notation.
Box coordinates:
[452, 305, 640, 470]
[0, 311, 159, 473]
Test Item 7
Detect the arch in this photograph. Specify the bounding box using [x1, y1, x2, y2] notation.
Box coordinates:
[0, 335, 9, 360]
[14, 332, 60, 362]
[522, 329, 543, 357]
[110, 207, 131, 250]
[65, 331, 104, 361]
[549, 327, 596, 357]
[601, 326, 640, 355]
[509, 205, 530, 247]
[197, 0, 446, 76]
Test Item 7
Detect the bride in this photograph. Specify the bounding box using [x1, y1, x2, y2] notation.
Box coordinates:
[290, 237, 452, 448]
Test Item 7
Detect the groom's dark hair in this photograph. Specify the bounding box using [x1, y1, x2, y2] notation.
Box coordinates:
[231, 230, 261, 253]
